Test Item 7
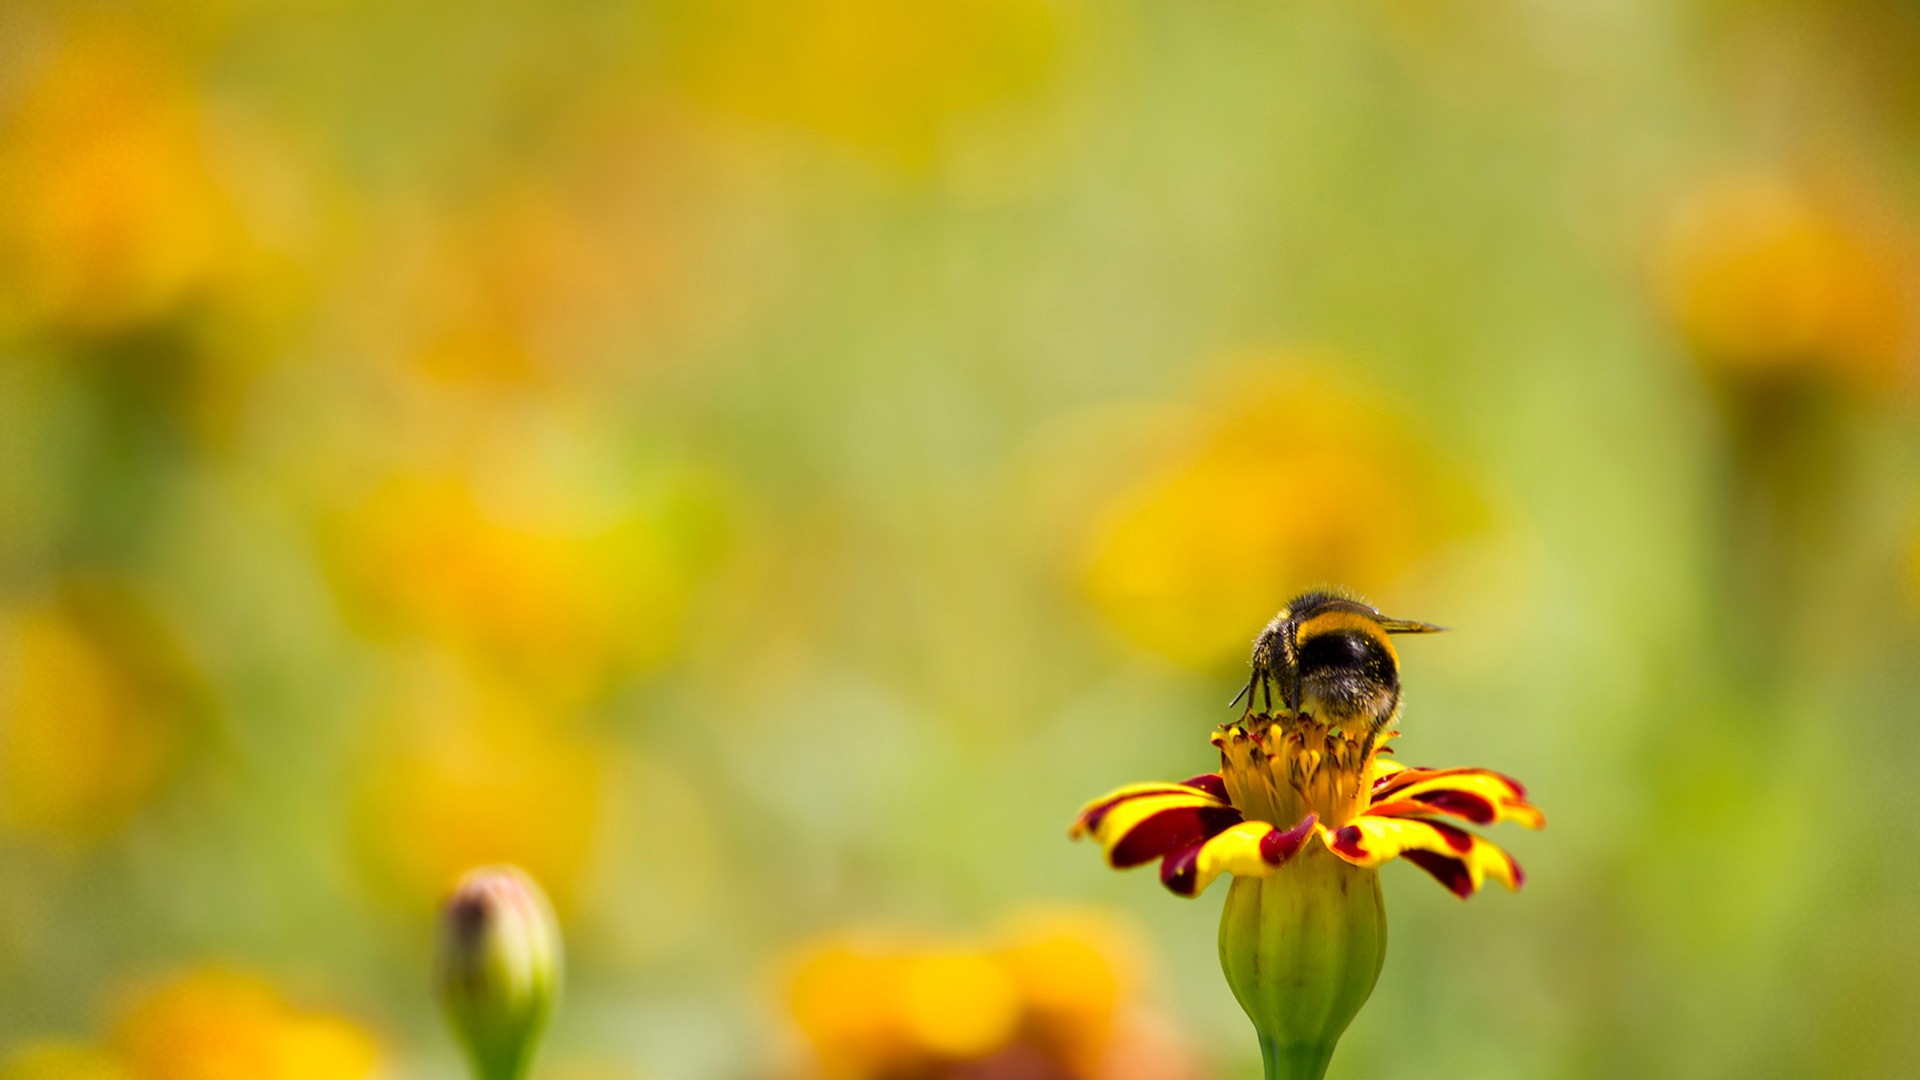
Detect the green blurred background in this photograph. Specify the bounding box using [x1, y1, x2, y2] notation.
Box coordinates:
[3, 1, 1919, 1078]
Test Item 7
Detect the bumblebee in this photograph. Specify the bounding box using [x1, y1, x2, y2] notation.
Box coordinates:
[1231, 589, 1444, 748]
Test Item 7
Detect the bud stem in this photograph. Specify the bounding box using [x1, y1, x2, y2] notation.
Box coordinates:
[1258, 1034, 1334, 1080]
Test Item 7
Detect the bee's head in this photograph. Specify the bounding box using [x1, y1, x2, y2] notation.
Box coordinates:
[1244, 590, 1443, 729]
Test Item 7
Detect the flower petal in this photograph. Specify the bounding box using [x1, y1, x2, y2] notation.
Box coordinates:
[1178, 772, 1230, 802]
[1369, 757, 1409, 788]
[1369, 766, 1544, 829]
[1072, 788, 1242, 868]
[1157, 814, 1318, 897]
[1321, 815, 1523, 898]
[1070, 776, 1229, 837]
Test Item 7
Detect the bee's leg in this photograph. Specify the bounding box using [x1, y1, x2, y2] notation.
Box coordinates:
[1360, 703, 1398, 764]
[1229, 675, 1257, 713]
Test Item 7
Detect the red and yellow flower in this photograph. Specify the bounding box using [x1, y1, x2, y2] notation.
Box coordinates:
[1071, 715, 1542, 900]
[1071, 691, 1543, 1080]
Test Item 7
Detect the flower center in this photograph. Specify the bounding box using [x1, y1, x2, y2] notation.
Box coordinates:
[1212, 713, 1378, 829]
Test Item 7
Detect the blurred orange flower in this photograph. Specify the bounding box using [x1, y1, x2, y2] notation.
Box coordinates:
[1, 971, 381, 1080]
[0, 26, 247, 331]
[1659, 173, 1912, 394]
[113, 969, 380, 1080]
[398, 186, 643, 387]
[782, 911, 1196, 1080]
[1078, 368, 1481, 668]
[669, 0, 1061, 165]
[352, 658, 605, 913]
[327, 463, 723, 694]
[0, 587, 197, 844]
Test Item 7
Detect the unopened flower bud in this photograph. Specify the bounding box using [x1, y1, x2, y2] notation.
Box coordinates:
[435, 867, 562, 1080]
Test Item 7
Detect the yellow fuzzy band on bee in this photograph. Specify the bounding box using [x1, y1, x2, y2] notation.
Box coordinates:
[1292, 608, 1398, 664]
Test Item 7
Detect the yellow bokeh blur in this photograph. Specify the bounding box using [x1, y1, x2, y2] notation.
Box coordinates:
[0, 1044, 133, 1080]
[397, 185, 645, 388]
[999, 914, 1133, 1076]
[897, 952, 1022, 1058]
[112, 969, 380, 1080]
[0, 590, 192, 843]
[782, 911, 1177, 1080]
[1080, 367, 1482, 667]
[670, 0, 1061, 165]
[0, 972, 380, 1080]
[352, 658, 605, 912]
[1660, 173, 1911, 393]
[0, 26, 247, 332]
[327, 462, 719, 696]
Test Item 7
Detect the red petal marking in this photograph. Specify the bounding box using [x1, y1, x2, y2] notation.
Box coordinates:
[1159, 844, 1202, 896]
[1404, 849, 1474, 899]
[1371, 769, 1415, 792]
[1079, 778, 1228, 833]
[1373, 766, 1524, 803]
[1507, 850, 1526, 888]
[1330, 824, 1368, 860]
[1180, 773, 1230, 802]
[1078, 793, 1143, 834]
[1080, 791, 1171, 833]
[1109, 805, 1242, 868]
[1260, 813, 1318, 865]
[1077, 798, 1124, 834]
[1411, 789, 1498, 824]
[1424, 820, 1476, 854]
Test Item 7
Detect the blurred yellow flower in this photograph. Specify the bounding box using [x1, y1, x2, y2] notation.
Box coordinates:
[1659, 173, 1911, 393]
[328, 464, 721, 694]
[353, 660, 604, 913]
[0, 1044, 132, 1080]
[400, 187, 640, 387]
[782, 911, 1187, 1080]
[1079, 369, 1481, 668]
[670, 0, 1060, 165]
[0, 588, 195, 844]
[998, 916, 1128, 1077]
[0, 26, 248, 331]
[896, 952, 1022, 1058]
[112, 969, 380, 1080]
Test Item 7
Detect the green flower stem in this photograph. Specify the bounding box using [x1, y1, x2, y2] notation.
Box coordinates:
[1259, 1033, 1335, 1080]
[1219, 850, 1388, 1080]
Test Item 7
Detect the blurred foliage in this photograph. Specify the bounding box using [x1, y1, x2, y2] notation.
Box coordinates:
[2, 1, 1920, 1080]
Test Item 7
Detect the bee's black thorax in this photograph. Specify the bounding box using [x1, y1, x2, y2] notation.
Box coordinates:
[1238, 589, 1432, 747]
[1295, 626, 1400, 727]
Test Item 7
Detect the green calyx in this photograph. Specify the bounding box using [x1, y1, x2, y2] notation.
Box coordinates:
[1218, 849, 1387, 1080]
